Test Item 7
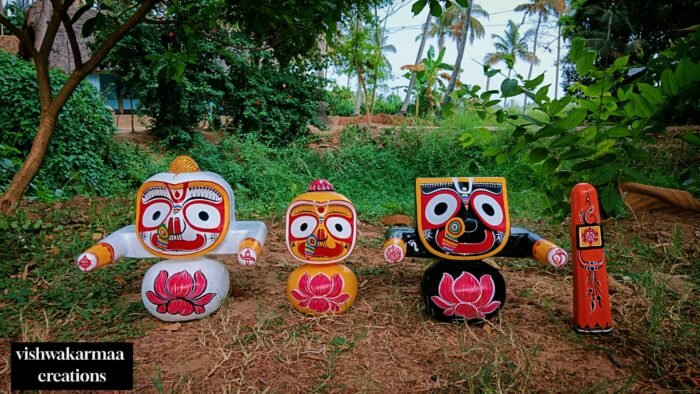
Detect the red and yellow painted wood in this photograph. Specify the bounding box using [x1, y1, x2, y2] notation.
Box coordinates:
[570, 183, 613, 333]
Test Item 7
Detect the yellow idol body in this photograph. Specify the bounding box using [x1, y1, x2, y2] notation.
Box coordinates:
[287, 263, 357, 315]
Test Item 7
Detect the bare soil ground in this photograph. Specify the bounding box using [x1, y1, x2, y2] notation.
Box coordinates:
[127, 214, 698, 392]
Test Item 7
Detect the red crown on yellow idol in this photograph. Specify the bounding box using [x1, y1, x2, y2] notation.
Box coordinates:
[308, 179, 334, 192]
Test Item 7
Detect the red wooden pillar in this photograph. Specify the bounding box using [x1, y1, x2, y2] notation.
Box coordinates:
[570, 183, 613, 333]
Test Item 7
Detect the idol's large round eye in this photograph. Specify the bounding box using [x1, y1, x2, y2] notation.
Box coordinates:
[141, 202, 171, 228]
[185, 203, 222, 230]
[425, 193, 459, 226]
[326, 216, 353, 239]
[290, 215, 317, 239]
[473, 194, 504, 228]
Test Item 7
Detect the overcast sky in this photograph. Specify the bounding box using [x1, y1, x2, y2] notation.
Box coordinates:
[330, 0, 565, 99]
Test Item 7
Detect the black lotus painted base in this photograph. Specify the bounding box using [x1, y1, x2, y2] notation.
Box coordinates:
[421, 260, 506, 323]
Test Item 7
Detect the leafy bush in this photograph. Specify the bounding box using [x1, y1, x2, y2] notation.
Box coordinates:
[221, 57, 323, 145]
[325, 85, 355, 116]
[0, 51, 122, 196]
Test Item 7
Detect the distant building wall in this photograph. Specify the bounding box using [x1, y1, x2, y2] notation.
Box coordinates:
[0, 35, 19, 54]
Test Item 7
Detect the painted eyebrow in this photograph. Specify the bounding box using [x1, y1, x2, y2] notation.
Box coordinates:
[290, 205, 316, 216]
[185, 186, 223, 202]
[142, 187, 169, 202]
[327, 205, 352, 216]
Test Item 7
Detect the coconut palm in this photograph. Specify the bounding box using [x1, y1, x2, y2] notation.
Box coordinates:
[484, 20, 537, 106]
[401, 10, 432, 115]
[441, 1, 489, 107]
[516, 0, 565, 108]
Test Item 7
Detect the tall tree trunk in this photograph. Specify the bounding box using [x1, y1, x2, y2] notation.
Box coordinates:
[353, 17, 363, 116]
[438, 32, 445, 54]
[354, 76, 363, 116]
[0, 0, 157, 213]
[400, 11, 431, 116]
[523, 13, 542, 110]
[316, 34, 330, 125]
[442, 1, 471, 107]
[555, 23, 561, 99]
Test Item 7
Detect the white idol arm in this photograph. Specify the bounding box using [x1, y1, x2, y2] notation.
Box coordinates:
[76, 225, 153, 272]
[214, 221, 267, 266]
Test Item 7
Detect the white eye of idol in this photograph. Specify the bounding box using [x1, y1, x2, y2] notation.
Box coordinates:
[472, 194, 504, 227]
[290, 215, 317, 238]
[142, 202, 171, 228]
[185, 203, 222, 230]
[326, 216, 353, 239]
[425, 193, 459, 226]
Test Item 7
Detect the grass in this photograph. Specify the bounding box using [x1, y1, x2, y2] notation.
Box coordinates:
[0, 116, 698, 391]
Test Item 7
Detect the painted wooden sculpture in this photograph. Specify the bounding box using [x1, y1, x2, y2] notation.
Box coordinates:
[571, 183, 613, 333]
[383, 177, 569, 323]
[285, 179, 358, 314]
[75, 156, 267, 322]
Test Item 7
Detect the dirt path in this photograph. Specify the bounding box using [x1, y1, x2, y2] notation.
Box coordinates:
[127, 221, 649, 393]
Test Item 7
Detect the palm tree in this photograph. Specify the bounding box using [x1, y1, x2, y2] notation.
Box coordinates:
[426, 5, 460, 54]
[484, 20, 537, 106]
[441, 1, 489, 107]
[515, 0, 565, 109]
[400, 10, 432, 115]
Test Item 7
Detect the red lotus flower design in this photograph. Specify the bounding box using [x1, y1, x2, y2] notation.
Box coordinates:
[582, 228, 599, 246]
[431, 272, 501, 319]
[145, 270, 217, 316]
[290, 273, 350, 313]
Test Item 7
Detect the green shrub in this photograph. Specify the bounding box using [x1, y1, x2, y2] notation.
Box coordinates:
[0, 51, 121, 196]
[325, 85, 355, 116]
[221, 57, 323, 146]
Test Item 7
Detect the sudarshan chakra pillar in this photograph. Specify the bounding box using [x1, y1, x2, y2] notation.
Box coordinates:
[284, 179, 358, 314]
[383, 177, 569, 323]
[570, 183, 613, 333]
[76, 156, 267, 322]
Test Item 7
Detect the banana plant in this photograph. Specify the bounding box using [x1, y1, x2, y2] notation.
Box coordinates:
[402, 45, 454, 115]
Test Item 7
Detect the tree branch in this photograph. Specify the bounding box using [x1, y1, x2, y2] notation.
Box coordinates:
[39, 0, 65, 59]
[53, 0, 158, 107]
[60, 9, 83, 70]
[0, 13, 38, 58]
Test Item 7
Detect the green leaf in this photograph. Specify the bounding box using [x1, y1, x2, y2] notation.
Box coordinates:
[484, 99, 500, 108]
[483, 147, 501, 157]
[680, 132, 700, 146]
[541, 157, 560, 172]
[575, 51, 596, 76]
[599, 185, 627, 217]
[631, 94, 653, 117]
[660, 69, 679, 96]
[534, 84, 550, 103]
[500, 78, 519, 98]
[460, 132, 476, 147]
[535, 124, 564, 138]
[475, 128, 493, 143]
[411, 0, 428, 15]
[638, 83, 664, 106]
[607, 126, 631, 138]
[555, 108, 587, 130]
[560, 147, 595, 160]
[523, 74, 545, 90]
[476, 110, 486, 120]
[548, 96, 572, 116]
[550, 134, 580, 148]
[675, 57, 699, 87]
[528, 147, 549, 164]
[571, 160, 602, 171]
[612, 55, 629, 70]
[429, 0, 442, 17]
[495, 153, 508, 164]
[512, 126, 527, 138]
[496, 110, 506, 123]
[455, 0, 469, 6]
[516, 114, 548, 126]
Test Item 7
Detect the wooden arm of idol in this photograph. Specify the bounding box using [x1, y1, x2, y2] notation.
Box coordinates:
[213, 221, 267, 266]
[383, 227, 433, 264]
[76, 225, 153, 272]
[497, 227, 569, 268]
[383, 226, 568, 268]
